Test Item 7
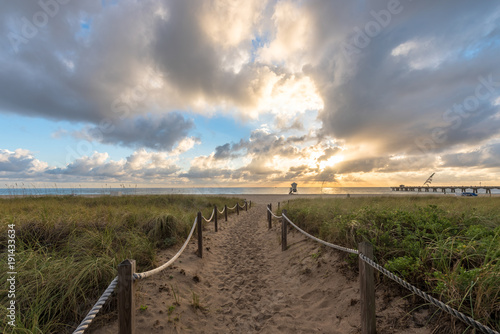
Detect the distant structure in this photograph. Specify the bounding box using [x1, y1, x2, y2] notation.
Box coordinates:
[289, 182, 297, 195]
[423, 173, 435, 186]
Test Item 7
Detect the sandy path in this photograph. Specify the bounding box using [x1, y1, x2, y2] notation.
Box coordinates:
[90, 196, 433, 333]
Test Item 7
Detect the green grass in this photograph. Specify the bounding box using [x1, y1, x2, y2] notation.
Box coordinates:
[0, 195, 243, 333]
[282, 196, 500, 332]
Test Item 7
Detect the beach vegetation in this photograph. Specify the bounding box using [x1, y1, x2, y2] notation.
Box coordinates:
[0, 195, 241, 333]
[282, 196, 500, 332]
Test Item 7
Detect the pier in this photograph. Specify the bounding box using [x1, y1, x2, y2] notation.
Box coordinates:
[391, 185, 499, 195]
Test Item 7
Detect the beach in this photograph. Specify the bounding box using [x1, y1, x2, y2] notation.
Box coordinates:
[90, 195, 434, 333]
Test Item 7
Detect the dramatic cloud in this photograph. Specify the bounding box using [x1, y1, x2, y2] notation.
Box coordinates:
[76, 113, 195, 151]
[1, 1, 499, 186]
[181, 129, 342, 183]
[441, 142, 500, 169]
[304, 1, 500, 155]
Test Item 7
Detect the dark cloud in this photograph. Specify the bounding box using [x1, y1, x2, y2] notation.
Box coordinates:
[318, 147, 341, 162]
[2, 0, 500, 184]
[333, 154, 438, 174]
[78, 113, 194, 151]
[213, 143, 246, 160]
[303, 0, 500, 155]
[0, 1, 158, 123]
[179, 166, 233, 180]
[441, 143, 500, 169]
[212, 130, 308, 161]
[181, 129, 343, 183]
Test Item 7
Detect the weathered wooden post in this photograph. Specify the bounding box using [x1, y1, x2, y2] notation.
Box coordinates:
[197, 211, 203, 258]
[278, 202, 280, 211]
[236, 203, 239, 215]
[224, 205, 228, 221]
[271, 204, 274, 226]
[118, 259, 136, 334]
[359, 241, 376, 334]
[214, 205, 218, 232]
[245, 201, 248, 211]
[281, 209, 287, 251]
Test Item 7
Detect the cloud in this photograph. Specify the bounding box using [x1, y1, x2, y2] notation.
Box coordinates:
[181, 129, 342, 183]
[441, 142, 500, 169]
[0, 0, 322, 132]
[0, 149, 48, 176]
[2, 1, 500, 185]
[297, 0, 500, 156]
[76, 113, 195, 151]
[333, 154, 438, 174]
[0, 148, 181, 183]
[47, 150, 181, 181]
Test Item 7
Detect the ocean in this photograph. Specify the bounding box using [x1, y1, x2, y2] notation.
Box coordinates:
[0, 186, 498, 196]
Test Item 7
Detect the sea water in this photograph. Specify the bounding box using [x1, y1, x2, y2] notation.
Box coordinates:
[0, 187, 498, 196]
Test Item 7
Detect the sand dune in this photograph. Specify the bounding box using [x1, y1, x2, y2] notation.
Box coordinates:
[90, 195, 433, 333]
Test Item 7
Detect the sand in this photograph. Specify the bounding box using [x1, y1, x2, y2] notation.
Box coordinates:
[89, 195, 435, 333]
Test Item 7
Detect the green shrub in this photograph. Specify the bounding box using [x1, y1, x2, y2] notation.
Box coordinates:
[283, 196, 500, 331]
[0, 195, 243, 333]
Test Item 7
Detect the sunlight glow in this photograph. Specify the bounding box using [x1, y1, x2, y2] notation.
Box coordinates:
[319, 155, 345, 170]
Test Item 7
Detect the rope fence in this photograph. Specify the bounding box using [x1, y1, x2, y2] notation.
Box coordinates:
[267, 203, 499, 334]
[73, 277, 118, 334]
[73, 200, 248, 334]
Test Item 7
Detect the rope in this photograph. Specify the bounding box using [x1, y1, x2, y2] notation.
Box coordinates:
[134, 216, 197, 280]
[218, 207, 225, 214]
[74, 216, 199, 332]
[283, 214, 359, 255]
[72, 277, 118, 334]
[202, 208, 215, 222]
[358, 254, 499, 334]
[74, 201, 244, 333]
[266, 206, 283, 219]
[272, 205, 498, 334]
[227, 204, 238, 210]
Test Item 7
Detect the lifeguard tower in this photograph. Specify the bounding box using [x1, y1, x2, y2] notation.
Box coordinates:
[289, 182, 298, 195]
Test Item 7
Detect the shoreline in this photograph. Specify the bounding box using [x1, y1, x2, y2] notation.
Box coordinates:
[1, 193, 498, 202]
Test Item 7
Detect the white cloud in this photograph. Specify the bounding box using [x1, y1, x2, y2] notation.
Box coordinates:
[391, 41, 418, 57]
[0, 148, 181, 182]
[391, 39, 450, 70]
[258, 0, 314, 71]
[0, 149, 49, 176]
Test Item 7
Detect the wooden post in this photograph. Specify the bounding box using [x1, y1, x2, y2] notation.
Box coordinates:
[118, 259, 136, 334]
[281, 209, 287, 251]
[245, 201, 248, 211]
[270, 204, 273, 227]
[236, 203, 239, 215]
[267, 204, 270, 227]
[359, 242, 376, 334]
[197, 211, 203, 258]
[214, 205, 218, 232]
[224, 205, 227, 221]
[278, 202, 280, 211]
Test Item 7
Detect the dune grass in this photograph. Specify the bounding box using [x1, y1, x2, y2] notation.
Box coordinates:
[282, 196, 500, 332]
[0, 195, 243, 333]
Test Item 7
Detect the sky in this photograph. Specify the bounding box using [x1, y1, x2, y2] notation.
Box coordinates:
[1, 0, 500, 188]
